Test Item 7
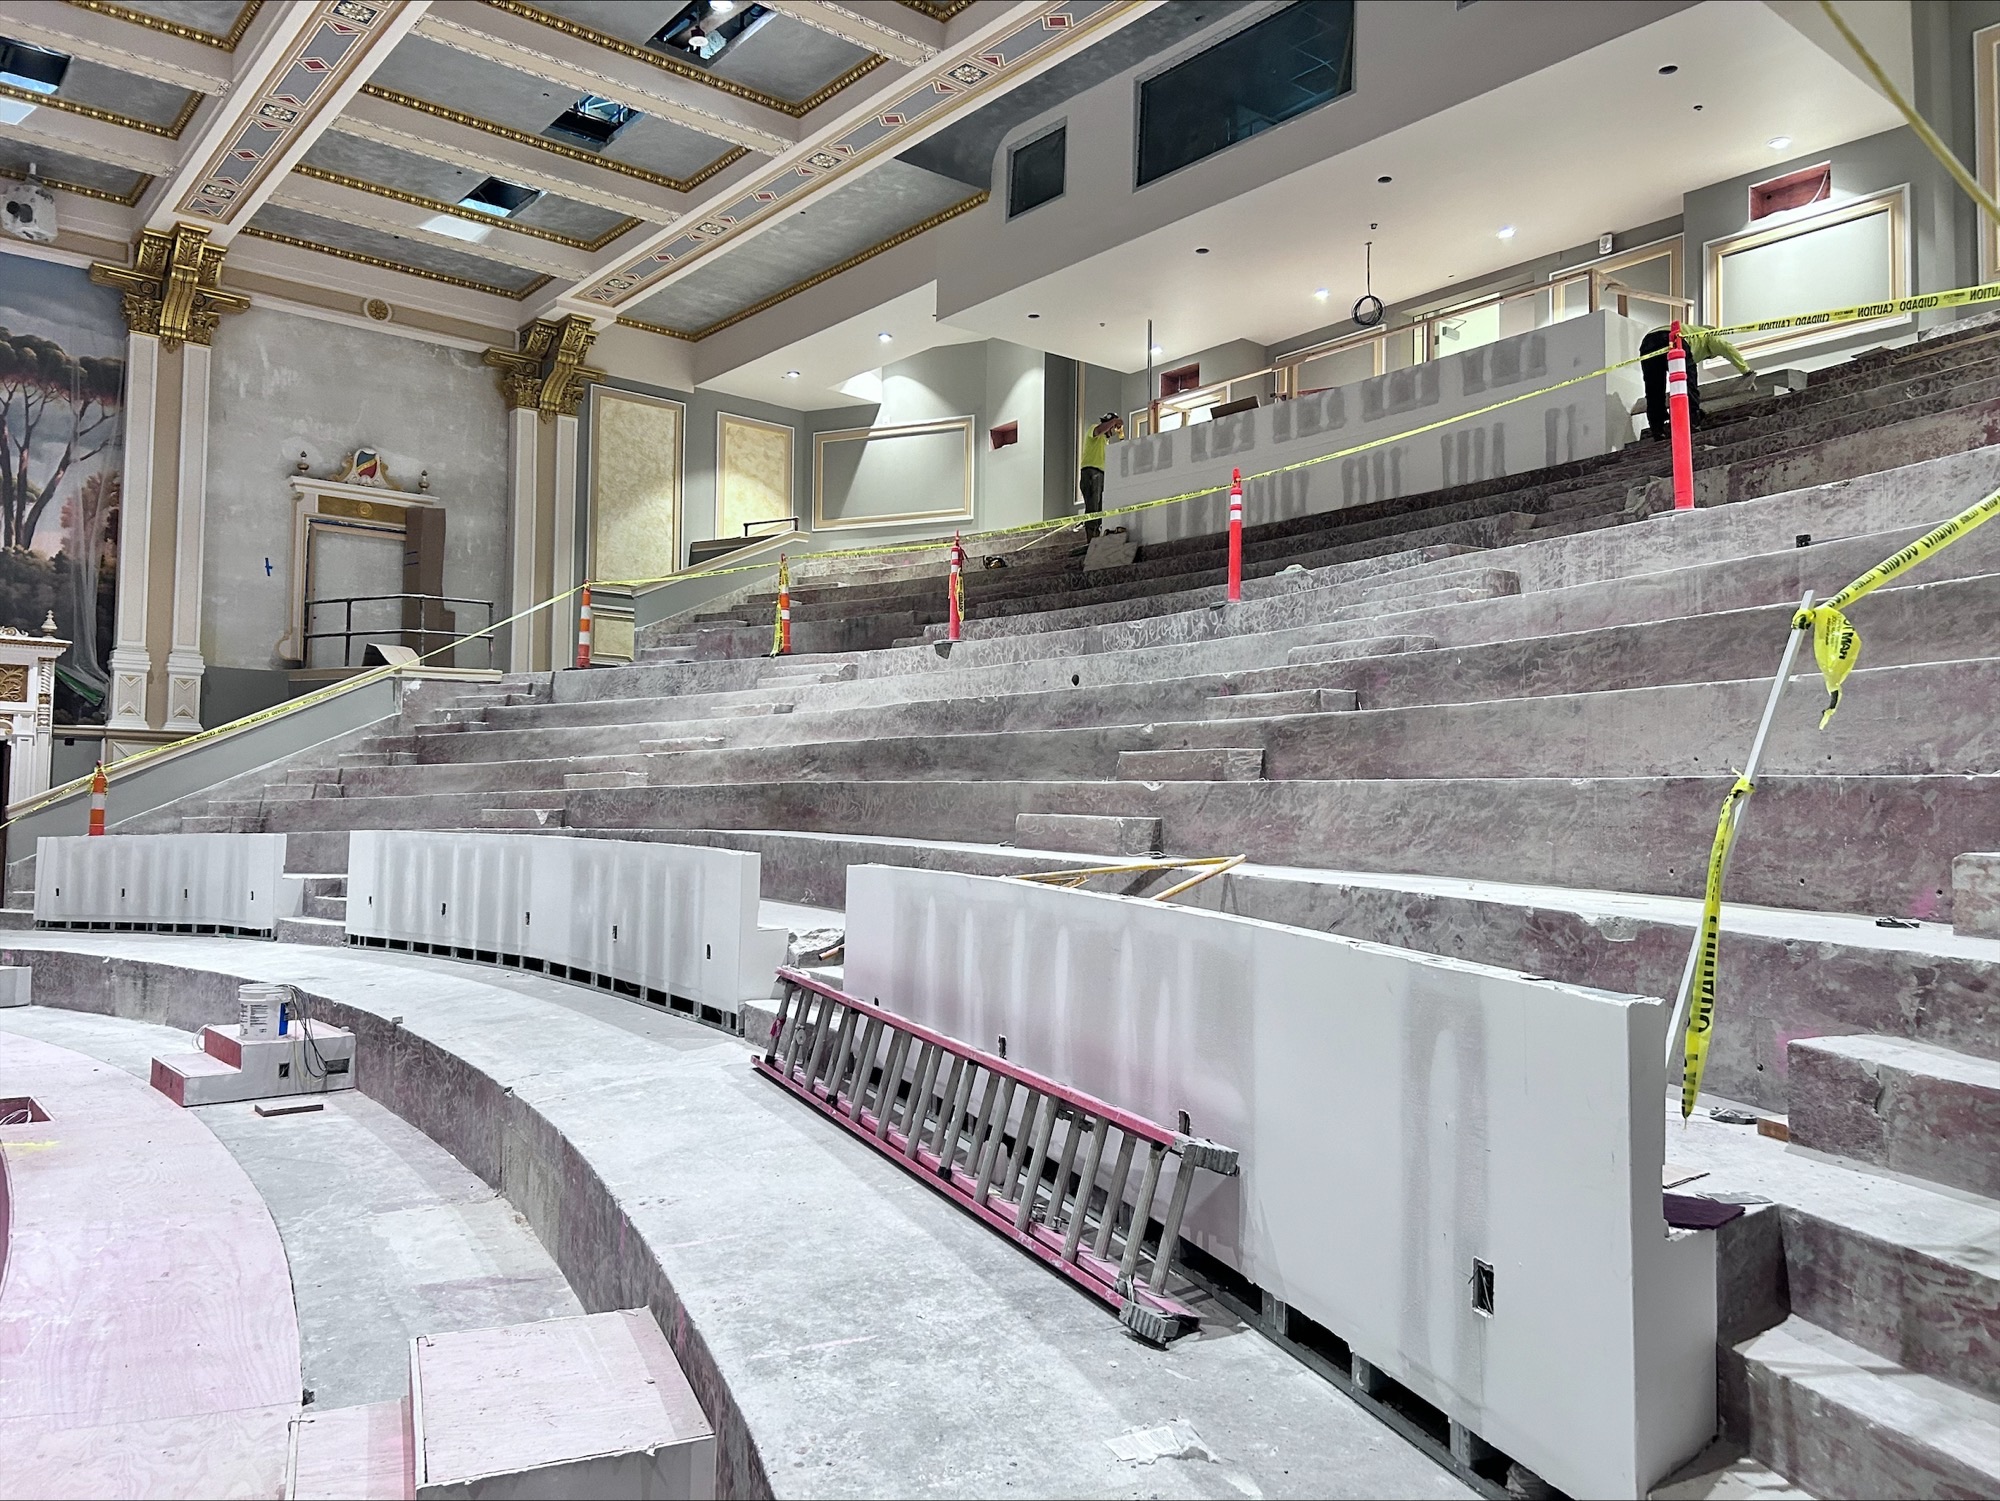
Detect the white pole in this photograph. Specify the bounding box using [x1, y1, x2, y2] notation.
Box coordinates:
[1663, 589, 1815, 1074]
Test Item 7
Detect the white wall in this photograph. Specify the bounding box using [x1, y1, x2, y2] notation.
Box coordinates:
[843, 866, 1715, 1500]
[205, 305, 507, 669]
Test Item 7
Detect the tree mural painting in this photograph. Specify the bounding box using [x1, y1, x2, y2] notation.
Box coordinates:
[0, 255, 127, 724]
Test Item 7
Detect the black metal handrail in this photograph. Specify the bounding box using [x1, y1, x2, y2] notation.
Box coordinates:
[305, 594, 496, 668]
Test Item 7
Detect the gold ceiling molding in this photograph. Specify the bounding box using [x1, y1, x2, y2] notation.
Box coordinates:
[0, 79, 202, 139]
[898, 0, 975, 19]
[68, 0, 265, 50]
[89, 224, 250, 349]
[619, 189, 986, 342]
[237, 224, 553, 301]
[482, 313, 603, 415]
[358, 85, 746, 195]
[37, 171, 153, 207]
[291, 164, 641, 253]
[613, 313, 697, 342]
[482, 1, 886, 118]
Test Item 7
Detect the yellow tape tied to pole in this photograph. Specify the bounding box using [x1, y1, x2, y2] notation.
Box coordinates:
[1680, 775, 1756, 1118]
[1793, 483, 2000, 727]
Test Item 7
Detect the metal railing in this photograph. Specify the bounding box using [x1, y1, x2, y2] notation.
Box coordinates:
[305, 593, 496, 669]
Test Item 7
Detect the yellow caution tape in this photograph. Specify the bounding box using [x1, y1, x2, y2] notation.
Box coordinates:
[1680, 774, 1757, 1118]
[1715, 280, 2000, 339]
[1793, 482, 2000, 726]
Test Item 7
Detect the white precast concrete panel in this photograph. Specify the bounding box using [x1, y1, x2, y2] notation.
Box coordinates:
[34, 835, 301, 931]
[345, 832, 787, 1012]
[842, 866, 1715, 1500]
[1107, 311, 1646, 548]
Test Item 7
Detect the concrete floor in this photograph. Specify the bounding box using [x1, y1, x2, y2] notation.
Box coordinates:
[0, 1005, 581, 1412]
[0, 934, 1474, 1501]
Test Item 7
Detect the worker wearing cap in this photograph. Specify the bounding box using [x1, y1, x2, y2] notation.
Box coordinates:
[1080, 413, 1122, 537]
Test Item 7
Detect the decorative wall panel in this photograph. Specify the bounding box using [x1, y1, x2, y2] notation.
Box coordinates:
[813, 417, 973, 529]
[716, 412, 794, 542]
[1704, 187, 1909, 357]
[589, 388, 683, 585]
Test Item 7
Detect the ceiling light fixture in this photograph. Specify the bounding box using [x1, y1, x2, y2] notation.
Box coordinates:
[1028, 312, 1040, 319]
[712, 0, 737, 10]
[1195, 246, 1209, 254]
[1497, 225, 1516, 240]
[1377, 175, 1392, 184]
[1314, 288, 1329, 301]
[1768, 135, 1792, 151]
[783, 369, 799, 378]
[878, 332, 893, 343]
[1149, 344, 1164, 357]
[1658, 63, 1678, 75]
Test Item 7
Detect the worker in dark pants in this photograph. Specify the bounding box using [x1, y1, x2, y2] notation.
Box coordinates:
[1641, 327, 1701, 439]
[1080, 412, 1122, 537]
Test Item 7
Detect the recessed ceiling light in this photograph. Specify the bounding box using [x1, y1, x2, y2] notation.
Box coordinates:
[1497, 225, 1516, 240]
[1195, 246, 1209, 254]
[878, 332, 893, 343]
[712, 0, 736, 10]
[1658, 64, 1678, 75]
[1028, 312, 1040, 319]
[1768, 135, 1792, 151]
[1314, 288, 1329, 301]
[1377, 175, 1392, 184]
[1149, 344, 1164, 357]
[783, 369, 799, 378]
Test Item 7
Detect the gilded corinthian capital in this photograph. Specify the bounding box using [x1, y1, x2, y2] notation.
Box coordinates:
[89, 225, 249, 351]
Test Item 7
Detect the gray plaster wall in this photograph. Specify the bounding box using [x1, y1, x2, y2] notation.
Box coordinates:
[1683, 126, 1962, 364]
[1118, 337, 1271, 420]
[205, 306, 508, 669]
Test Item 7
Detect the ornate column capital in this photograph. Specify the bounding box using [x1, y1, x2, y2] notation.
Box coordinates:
[482, 315, 604, 419]
[89, 224, 250, 351]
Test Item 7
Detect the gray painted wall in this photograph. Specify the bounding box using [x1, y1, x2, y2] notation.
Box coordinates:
[1682, 126, 1961, 364]
[205, 305, 507, 669]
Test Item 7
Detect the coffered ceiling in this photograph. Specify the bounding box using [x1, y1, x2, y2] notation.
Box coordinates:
[0, 0, 1156, 342]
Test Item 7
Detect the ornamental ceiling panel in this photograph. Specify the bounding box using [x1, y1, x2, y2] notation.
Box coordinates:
[0, 138, 148, 203]
[22, 52, 201, 133]
[246, 201, 550, 296]
[364, 32, 738, 183]
[625, 158, 975, 333]
[297, 131, 635, 246]
[497, 3, 876, 110]
[88, 0, 263, 45]
[576, 0, 1138, 310]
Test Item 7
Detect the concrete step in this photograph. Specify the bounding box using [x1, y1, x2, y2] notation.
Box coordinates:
[1116, 747, 1266, 781]
[478, 807, 564, 828]
[288, 1397, 412, 1501]
[1288, 635, 1439, 665]
[1013, 813, 1162, 856]
[1205, 688, 1356, 719]
[276, 915, 347, 946]
[1788, 1034, 2000, 1199]
[305, 893, 347, 921]
[1731, 1316, 2000, 1500]
[563, 770, 646, 789]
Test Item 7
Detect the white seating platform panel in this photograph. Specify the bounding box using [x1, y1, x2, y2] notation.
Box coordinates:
[842, 864, 1716, 1501]
[345, 831, 788, 1024]
[34, 833, 301, 936]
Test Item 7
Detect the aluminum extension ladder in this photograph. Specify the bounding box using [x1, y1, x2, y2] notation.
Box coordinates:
[756, 968, 1240, 1344]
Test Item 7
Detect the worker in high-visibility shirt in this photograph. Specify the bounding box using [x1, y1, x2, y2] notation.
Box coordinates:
[1080, 412, 1122, 537]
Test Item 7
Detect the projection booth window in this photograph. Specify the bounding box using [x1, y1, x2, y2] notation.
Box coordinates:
[1136, 1, 1355, 188]
[1008, 126, 1067, 218]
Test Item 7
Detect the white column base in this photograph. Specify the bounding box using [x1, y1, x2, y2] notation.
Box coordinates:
[106, 645, 153, 731]
[165, 649, 204, 732]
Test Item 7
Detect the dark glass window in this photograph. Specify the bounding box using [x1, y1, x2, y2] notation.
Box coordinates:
[1008, 127, 1067, 218]
[1136, 2, 1355, 188]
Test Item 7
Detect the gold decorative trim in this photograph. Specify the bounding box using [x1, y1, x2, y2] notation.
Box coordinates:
[292, 164, 641, 252]
[68, 0, 264, 50]
[0, 79, 203, 139]
[359, 85, 746, 194]
[482, 314, 603, 415]
[483, 0, 886, 118]
[38, 171, 153, 207]
[237, 225, 553, 300]
[90, 224, 249, 349]
[898, 0, 974, 19]
[617, 190, 986, 341]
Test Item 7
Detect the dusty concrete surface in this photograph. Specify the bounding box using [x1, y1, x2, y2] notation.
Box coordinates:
[0, 1005, 582, 1411]
[5, 934, 1473, 1501]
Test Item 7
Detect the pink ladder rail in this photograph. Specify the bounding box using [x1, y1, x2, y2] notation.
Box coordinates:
[755, 968, 1239, 1344]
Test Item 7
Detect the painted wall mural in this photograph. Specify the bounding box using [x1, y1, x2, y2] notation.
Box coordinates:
[0, 253, 125, 724]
